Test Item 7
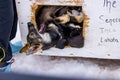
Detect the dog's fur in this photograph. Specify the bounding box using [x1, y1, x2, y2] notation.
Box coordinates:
[53, 6, 84, 48]
[36, 6, 68, 49]
[54, 6, 84, 24]
[20, 22, 43, 54]
[20, 6, 84, 54]
[20, 22, 60, 54]
[36, 6, 65, 31]
[36, 6, 84, 50]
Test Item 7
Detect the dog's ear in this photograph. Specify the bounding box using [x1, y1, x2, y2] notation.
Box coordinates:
[27, 22, 36, 31]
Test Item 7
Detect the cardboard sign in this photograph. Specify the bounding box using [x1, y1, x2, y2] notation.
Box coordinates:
[16, 0, 120, 59]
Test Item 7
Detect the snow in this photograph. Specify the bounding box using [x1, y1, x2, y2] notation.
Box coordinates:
[11, 53, 120, 79]
[11, 25, 120, 79]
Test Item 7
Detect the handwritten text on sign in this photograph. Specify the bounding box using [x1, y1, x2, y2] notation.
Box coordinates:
[98, 0, 120, 44]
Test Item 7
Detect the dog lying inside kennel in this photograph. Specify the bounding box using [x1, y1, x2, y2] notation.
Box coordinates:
[20, 5, 85, 54]
[16, 0, 120, 59]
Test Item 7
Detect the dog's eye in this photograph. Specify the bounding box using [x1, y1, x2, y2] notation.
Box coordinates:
[30, 32, 34, 36]
[29, 32, 36, 38]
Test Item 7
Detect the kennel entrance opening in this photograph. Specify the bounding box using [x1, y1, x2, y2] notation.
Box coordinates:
[33, 5, 85, 49]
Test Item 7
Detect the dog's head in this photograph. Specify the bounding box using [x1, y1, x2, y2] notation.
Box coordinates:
[54, 6, 84, 24]
[68, 6, 84, 23]
[27, 22, 43, 54]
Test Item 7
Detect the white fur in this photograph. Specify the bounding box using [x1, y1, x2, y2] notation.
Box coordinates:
[39, 33, 51, 44]
[69, 23, 81, 28]
[71, 10, 84, 23]
[48, 23, 62, 39]
[71, 10, 83, 17]
[49, 23, 61, 35]
[48, 23, 58, 30]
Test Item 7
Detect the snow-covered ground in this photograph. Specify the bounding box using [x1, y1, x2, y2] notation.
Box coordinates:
[11, 25, 120, 79]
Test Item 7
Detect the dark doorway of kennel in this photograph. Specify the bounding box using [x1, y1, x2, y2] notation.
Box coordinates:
[35, 5, 85, 50]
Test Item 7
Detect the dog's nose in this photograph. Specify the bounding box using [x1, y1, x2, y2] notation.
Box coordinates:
[27, 22, 34, 27]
